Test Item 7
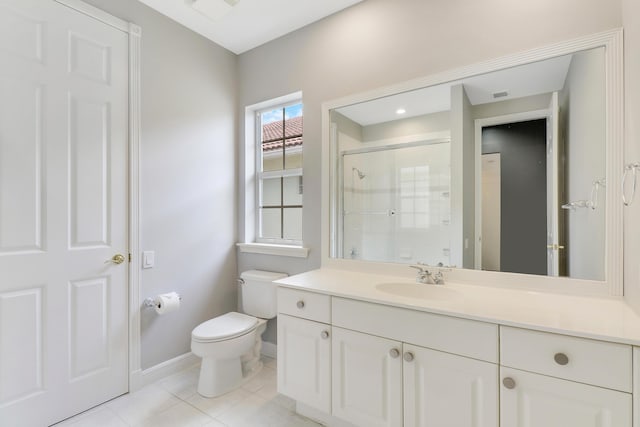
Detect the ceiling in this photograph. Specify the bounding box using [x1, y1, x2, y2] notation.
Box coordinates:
[336, 54, 574, 126]
[137, 0, 364, 54]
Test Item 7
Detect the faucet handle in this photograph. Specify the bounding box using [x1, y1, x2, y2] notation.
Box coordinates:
[410, 265, 428, 273]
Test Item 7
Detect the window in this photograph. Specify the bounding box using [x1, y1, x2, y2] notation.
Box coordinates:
[256, 102, 303, 244]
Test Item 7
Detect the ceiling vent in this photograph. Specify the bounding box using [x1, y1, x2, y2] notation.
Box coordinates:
[190, 0, 240, 21]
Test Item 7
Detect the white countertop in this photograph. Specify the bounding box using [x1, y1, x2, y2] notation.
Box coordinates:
[275, 268, 640, 346]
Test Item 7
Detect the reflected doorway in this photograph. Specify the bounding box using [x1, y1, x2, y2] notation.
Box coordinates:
[480, 118, 552, 276]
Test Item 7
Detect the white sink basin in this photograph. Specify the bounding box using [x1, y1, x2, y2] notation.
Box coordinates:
[375, 282, 460, 301]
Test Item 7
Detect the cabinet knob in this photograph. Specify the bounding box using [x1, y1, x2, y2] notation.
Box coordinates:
[403, 351, 414, 362]
[554, 352, 569, 366]
[389, 348, 400, 358]
[502, 377, 516, 389]
[320, 330, 330, 339]
[296, 300, 305, 309]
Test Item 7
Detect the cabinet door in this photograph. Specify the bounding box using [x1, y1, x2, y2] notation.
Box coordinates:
[403, 344, 498, 427]
[500, 367, 632, 427]
[277, 314, 331, 412]
[332, 327, 403, 427]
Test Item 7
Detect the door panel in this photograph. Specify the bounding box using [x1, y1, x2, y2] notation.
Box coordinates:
[332, 327, 403, 427]
[0, 79, 44, 253]
[0, 287, 44, 404]
[500, 367, 631, 427]
[277, 314, 331, 413]
[69, 95, 111, 247]
[0, 0, 129, 425]
[404, 344, 498, 427]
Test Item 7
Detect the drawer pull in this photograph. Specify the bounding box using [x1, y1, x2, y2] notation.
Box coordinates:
[296, 300, 305, 309]
[502, 377, 516, 389]
[403, 351, 415, 362]
[554, 352, 569, 366]
[320, 330, 330, 340]
[389, 348, 400, 358]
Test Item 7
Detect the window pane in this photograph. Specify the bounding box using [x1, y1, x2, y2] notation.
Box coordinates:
[283, 208, 302, 240]
[283, 176, 303, 205]
[262, 142, 283, 172]
[261, 177, 281, 206]
[260, 208, 281, 239]
[284, 104, 303, 170]
[285, 143, 303, 169]
[261, 107, 284, 172]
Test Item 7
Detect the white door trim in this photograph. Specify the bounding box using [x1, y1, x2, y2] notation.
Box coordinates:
[54, 0, 143, 392]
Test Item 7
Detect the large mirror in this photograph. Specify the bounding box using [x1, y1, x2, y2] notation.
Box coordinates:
[325, 32, 623, 290]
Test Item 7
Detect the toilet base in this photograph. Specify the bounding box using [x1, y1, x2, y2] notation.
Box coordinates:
[196, 355, 265, 398]
[194, 320, 268, 398]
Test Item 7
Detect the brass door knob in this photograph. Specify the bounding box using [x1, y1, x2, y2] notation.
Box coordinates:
[111, 254, 126, 265]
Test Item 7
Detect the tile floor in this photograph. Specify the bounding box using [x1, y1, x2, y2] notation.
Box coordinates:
[55, 357, 322, 427]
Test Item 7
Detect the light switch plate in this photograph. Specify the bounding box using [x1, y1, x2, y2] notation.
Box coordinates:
[142, 251, 155, 269]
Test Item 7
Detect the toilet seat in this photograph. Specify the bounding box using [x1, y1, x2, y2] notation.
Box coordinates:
[192, 312, 258, 343]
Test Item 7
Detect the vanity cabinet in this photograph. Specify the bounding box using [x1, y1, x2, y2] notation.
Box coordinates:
[277, 289, 332, 413]
[331, 326, 498, 427]
[499, 326, 633, 427]
[277, 285, 636, 427]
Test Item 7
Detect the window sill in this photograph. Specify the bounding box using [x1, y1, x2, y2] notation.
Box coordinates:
[236, 242, 310, 258]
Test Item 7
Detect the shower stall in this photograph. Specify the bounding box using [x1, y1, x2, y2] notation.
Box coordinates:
[339, 140, 452, 264]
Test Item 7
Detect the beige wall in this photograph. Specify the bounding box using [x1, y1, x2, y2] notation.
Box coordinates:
[84, 0, 238, 369]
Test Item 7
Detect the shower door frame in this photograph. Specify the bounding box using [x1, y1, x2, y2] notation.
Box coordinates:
[336, 136, 451, 261]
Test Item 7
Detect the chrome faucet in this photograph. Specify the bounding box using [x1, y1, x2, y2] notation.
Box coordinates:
[433, 270, 445, 285]
[411, 263, 453, 285]
[410, 265, 433, 284]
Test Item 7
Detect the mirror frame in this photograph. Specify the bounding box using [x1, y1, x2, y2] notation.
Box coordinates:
[321, 29, 623, 297]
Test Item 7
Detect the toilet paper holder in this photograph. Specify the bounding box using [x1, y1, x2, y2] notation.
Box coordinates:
[143, 293, 182, 309]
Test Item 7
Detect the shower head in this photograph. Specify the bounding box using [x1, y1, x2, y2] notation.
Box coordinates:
[352, 167, 366, 179]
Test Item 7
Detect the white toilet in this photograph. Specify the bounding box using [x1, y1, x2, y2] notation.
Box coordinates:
[191, 270, 287, 398]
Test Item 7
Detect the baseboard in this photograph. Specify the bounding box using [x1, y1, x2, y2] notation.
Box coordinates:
[261, 340, 277, 359]
[129, 352, 199, 392]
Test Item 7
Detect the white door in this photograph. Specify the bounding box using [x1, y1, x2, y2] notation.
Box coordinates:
[403, 343, 498, 427]
[500, 368, 632, 427]
[0, 0, 129, 425]
[481, 153, 501, 272]
[332, 327, 403, 427]
[277, 314, 331, 413]
[546, 92, 561, 276]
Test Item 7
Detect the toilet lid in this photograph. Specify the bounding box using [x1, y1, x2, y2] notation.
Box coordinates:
[192, 312, 258, 342]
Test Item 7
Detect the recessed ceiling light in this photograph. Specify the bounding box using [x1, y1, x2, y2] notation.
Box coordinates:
[396, 108, 406, 115]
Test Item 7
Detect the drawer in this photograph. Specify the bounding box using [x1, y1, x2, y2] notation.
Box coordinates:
[332, 297, 498, 363]
[278, 287, 331, 323]
[500, 326, 632, 392]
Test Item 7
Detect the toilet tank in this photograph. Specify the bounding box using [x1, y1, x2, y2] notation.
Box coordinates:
[240, 270, 287, 319]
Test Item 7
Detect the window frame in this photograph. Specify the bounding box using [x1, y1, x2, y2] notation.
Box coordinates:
[254, 100, 304, 246]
